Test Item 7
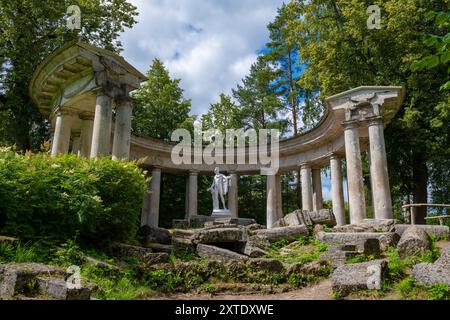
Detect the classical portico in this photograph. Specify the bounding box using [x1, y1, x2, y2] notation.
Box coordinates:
[30, 42, 405, 230]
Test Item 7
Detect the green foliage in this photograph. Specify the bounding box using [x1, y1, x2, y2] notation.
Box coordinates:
[346, 254, 376, 264]
[202, 94, 244, 132]
[0, 0, 139, 151]
[0, 151, 146, 244]
[428, 284, 450, 300]
[132, 59, 194, 141]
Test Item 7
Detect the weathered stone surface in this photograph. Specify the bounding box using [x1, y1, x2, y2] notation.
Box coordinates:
[188, 215, 256, 228]
[308, 210, 336, 227]
[81, 256, 118, 270]
[196, 244, 248, 262]
[37, 277, 91, 300]
[332, 260, 388, 295]
[246, 235, 271, 251]
[394, 224, 449, 238]
[111, 243, 169, 264]
[397, 226, 431, 258]
[254, 225, 308, 243]
[246, 259, 284, 273]
[334, 219, 400, 233]
[193, 227, 248, 244]
[316, 231, 399, 251]
[172, 229, 197, 253]
[412, 247, 450, 286]
[242, 242, 269, 258]
[138, 226, 171, 245]
[274, 209, 336, 228]
[245, 223, 265, 231]
[285, 261, 329, 276]
[321, 250, 358, 267]
[0, 263, 66, 299]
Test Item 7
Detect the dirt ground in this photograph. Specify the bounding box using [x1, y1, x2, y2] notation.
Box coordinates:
[167, 279, 333, 300]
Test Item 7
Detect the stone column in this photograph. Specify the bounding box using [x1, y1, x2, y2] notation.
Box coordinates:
[301, 164, 313, 212]
[79, 114, 94, 157]
[112, 99, 133, 161]
[266, 174, 278, 229]
[312, 167, 323, 211]
[51, 110, 73, 156]
[184, 176, 190, 220]
[90, 92, 113, 158]
[330, 155, 346, 226]
[276, 174, 283, 220]
[368, 117, 393, 219]
[71, 131, 81, 156]
[141, 172, 151, 227]
[147, 168, 162, 228]
[188, 171, 198, 218]
[344, 121, 366, 224]
[229, 173, 239, 218]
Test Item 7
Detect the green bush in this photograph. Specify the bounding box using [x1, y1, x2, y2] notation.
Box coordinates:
[0, 150, 146, 245]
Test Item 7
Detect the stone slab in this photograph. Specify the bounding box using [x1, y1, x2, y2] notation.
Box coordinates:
[196, 244, 248, 262]
[394, 224, 449, 238]
[316, 231, 399, 251]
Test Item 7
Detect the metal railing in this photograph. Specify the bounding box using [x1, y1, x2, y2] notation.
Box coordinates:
[402, 203, 450, 225]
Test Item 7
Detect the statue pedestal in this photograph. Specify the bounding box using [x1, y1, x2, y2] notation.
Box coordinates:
[212, 209, 231, 218]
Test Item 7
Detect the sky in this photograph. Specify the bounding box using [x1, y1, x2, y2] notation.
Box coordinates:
[119, 0, 285, 116]
[118, 0, 344, 201]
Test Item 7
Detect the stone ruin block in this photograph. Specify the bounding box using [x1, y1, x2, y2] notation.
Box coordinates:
[397, 226, 431, 259]
[254, 225, 308, 243]
[316, 231, 399, 251]
[332, 259, 388, 296]
[196, 244, 248, 262]
[412, 247, 450, 286]
[394, 224, 449, 238]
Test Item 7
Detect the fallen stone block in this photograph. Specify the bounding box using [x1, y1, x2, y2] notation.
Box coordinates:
[397, 226, 431, 258]
[138, 226, 171, 245]
[316, 231, 399, 251]
[172, 219, 189, 229]
[193, 227, 248, 244]
[285, 261, 329, 276]
[394, 224, 449, 238]
[274, 210, 336, 228]
[111, 243, 169, 264]
[196, 244, 248, 262]
[37, 277, 91, 300]
[254, 225, 308, 243]
[246, 259, 284, 273]
[412, 247, 450, 286]
[0, 263, 66, 299]
[334, 219, 399, 233]
[242, 242, 269, 258]
[332, 260, 388, 296]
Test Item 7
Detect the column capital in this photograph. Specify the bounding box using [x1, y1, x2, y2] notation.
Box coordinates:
[115, 98, 134, 109]
[189, 170, 199, 176]
[367, 116, 383, 127]
[330, 153, 342, 161]
[300, 162, 311, 170]
[342, 120, 360, 130]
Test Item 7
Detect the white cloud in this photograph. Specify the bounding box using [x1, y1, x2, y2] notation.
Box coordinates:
[119, 0, 284, 115]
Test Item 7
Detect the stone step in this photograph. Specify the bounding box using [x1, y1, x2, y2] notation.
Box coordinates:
[36, 277, 91, 300]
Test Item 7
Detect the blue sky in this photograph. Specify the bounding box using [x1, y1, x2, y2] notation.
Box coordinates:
[119, 0, 285, 116]
[118, 0, 348, 201]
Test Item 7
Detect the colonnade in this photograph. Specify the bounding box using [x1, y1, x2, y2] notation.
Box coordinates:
[50, 91, 133, 161]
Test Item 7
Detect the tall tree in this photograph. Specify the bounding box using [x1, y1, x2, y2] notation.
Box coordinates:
[287, 0, 449, 222]
[132, 58, 194, 141]
[232, 56, 287, 134]
[265, 3, 304, 135]
[201, 93, 243, 132]
[0, 0, 138, 151]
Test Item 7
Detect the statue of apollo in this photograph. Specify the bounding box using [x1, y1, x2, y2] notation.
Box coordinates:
[207, 167, 231, 213]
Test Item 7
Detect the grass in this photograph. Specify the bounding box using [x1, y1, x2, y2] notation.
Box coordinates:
[267, 236, 329, 264]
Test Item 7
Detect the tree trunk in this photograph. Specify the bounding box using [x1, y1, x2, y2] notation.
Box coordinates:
[412, 154, 428, 224]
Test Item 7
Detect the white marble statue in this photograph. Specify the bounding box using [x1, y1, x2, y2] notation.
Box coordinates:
[208, 167, 231, 213]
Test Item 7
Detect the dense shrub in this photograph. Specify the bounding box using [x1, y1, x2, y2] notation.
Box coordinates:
[0, 150, 146, 245]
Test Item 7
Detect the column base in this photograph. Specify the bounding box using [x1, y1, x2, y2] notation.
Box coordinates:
[211, 209, 231, 217]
